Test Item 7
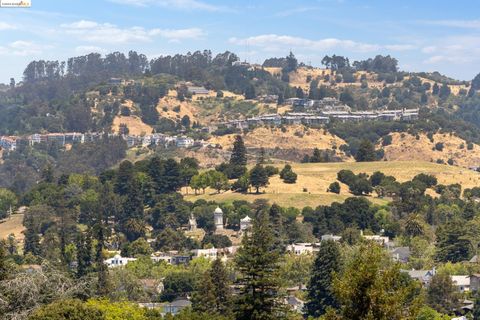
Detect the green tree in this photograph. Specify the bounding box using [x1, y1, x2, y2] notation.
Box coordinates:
[193, 258, 232, 317]
[473, 293, 480, 320]
[355, 140, 376, 162]
[427, 272, 461, 314]
[190, 173, 209, 194]
[76, 232, 93, 278]
[23, 212, 40, 256]
[235, 210, 283, 320]
[207, 170, 230, 193]
[282, 170, 297, 184]
[29, 299, 104, 320]
[305, 240, 342, 317]
[333, 242, 420, 319]
[435, 218, 470, 263]
[404, 214, 425, 238]
[230, 135, 247, 166]
[0, 188, 17, 219]
[269, 204, 286, 251]
[0, 240, 9, 281]
[328, 182, 341, 194]
[249, 165, 269, 193]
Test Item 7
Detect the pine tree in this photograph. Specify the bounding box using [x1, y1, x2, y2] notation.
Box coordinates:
[193, 258, 232, 316]
[0, 239, 9, 281]
[120, 177, 145, 241]
[115, 160, 134, 195]
[269, 204, 285, 252]
[23, 213, 40, 256]
[93, 211, 109, 296]
[305, 240, 341, 317]
[76, 232, 92, 278]
[355, 139, 376, 162]
[235, 210, 283, 320]
[230, 135, 247, 166]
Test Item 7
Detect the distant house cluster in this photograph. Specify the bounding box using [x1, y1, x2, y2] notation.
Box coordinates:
[0, 132, 211, 152]
[219, 97, 419, 130]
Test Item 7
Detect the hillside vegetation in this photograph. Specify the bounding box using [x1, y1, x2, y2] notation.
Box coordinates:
[382, 132, 480, 167]
[185, 160, 480, 208]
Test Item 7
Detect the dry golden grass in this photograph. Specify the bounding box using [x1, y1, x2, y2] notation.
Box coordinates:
[208, 125, 350, 159]
[288, 67, 333, 91]
[112, 115, 153, 136]
[184, 161, 480, 208]
[382, 132, 480, 168]
[0, 214, 24, 241]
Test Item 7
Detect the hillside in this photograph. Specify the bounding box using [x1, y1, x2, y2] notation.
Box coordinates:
[382, 132, 480, 168]
[184, 161, 480, 208]
[209, 125, 351, 162]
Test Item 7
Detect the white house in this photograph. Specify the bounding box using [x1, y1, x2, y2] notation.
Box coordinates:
[176, 136, 194, 148]
[286, 243, 320, 255]
[321, 234, 342, 242]
[105, 254, 137, 268]
[192, 247, 218, 259]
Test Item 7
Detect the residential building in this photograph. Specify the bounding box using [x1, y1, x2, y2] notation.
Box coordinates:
[192, 247, 218, 259]
[163, 298, 192, 315]
[390, 247, 411, 263]
[401, 268, 436, 286]
[187, 86, 209, 95]
[105, 254, 137, 268]
[176, 136, 194, 148]
[321, 234, 342, 242]
[0, 136, 17, 151]
[286, 243, 320, 255]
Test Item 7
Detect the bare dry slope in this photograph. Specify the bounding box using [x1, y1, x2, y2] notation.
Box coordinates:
[382, 132, 480, 168]
[209, 125, 351, 161]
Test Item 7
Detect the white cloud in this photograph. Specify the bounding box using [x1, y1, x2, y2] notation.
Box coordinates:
[0, 22, 16, 31]
[229, 34, 414, 53]
[0, 40, 50, 56]
[274, 7, 320, 17]
[61, 20, 205, 44]
[107, 0, 223, 11]
[149, 27, 206, 41]
[422, 35, 480, 66]
[420, 19, 480, 29]
[75, 45, 106, 54]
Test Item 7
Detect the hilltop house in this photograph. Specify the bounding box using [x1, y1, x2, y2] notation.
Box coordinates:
[187, 86, 209, 95]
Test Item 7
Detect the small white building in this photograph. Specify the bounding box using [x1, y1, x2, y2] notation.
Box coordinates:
[176, 136, 194, 148]
[286, 243, 320, 255]
[321, 234, 342, 242]
[105, 254, 137, 268]
[240, 215, 252, 232]
[192, 247, 218, 260]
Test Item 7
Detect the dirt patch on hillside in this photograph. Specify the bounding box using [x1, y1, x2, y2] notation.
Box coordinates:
[0, 214, 24, 241]
[112, 115, 153, 135]
[382, 132, 480, 168]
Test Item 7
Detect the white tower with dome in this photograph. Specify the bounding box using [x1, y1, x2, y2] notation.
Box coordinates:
[214, 207, 224, 232]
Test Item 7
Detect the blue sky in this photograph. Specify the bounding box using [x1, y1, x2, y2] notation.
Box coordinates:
[1, 0, 480, 82]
